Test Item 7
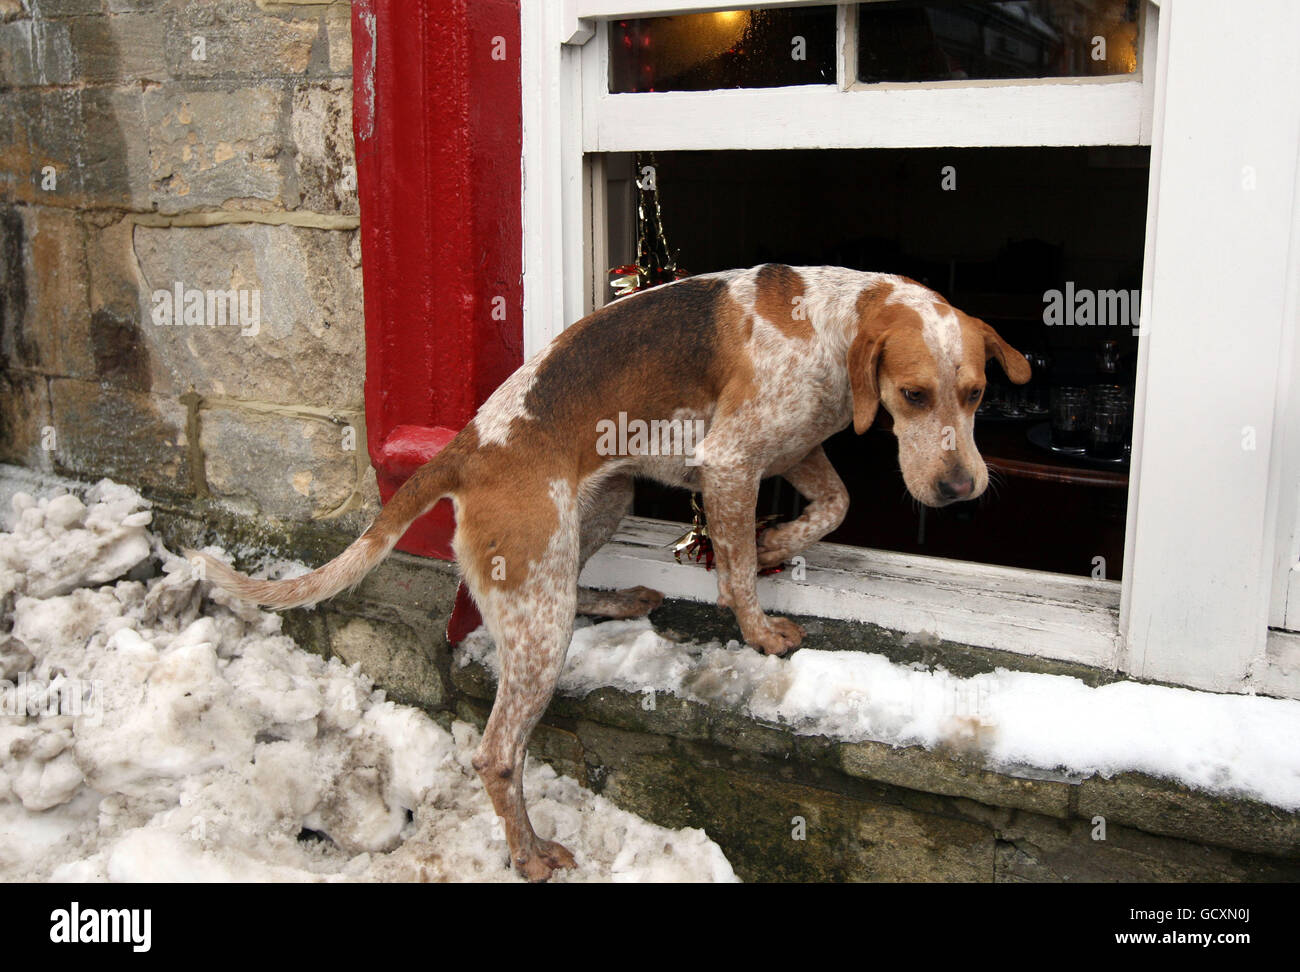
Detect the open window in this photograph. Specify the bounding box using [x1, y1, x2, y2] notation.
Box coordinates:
[589, 3, 1154, 582]
[606, 145, 1148, 581]
[525, 0, 1157, 666]
[515, 0, 1300, 695]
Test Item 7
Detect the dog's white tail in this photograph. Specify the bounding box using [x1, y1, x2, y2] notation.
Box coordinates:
[185, 450, 460, 610]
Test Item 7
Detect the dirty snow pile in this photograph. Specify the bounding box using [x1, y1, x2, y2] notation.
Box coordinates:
[0, 481, 736, 883]
[460, 618, 1300, 811]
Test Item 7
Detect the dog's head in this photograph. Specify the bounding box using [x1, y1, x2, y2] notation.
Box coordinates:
[848, 283, 1031, 508]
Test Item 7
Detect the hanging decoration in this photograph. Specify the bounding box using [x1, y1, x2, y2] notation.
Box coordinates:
[670, 495, 785, 576]
[608, 151, 690, 299]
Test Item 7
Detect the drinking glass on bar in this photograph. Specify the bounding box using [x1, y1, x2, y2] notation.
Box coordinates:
[1050, 386, 1090, 450]
[1087, 385, 1132, 460]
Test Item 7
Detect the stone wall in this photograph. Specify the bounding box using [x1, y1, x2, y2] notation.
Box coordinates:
[0, 0, 376, 534]
[448, 604, 1300, 882]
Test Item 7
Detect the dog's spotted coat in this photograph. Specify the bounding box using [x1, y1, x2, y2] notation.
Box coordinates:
[191, 265, 1030, 880]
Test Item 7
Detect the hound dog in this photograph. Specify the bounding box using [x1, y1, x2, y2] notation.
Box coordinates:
[191, 265, 1031, 881]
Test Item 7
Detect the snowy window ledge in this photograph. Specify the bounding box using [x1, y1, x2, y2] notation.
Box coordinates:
[581, 517, 1122, 670]
[452, 616, 1300, 861]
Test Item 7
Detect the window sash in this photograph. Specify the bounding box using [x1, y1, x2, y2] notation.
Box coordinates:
[582, 3, 1154, 157]
[585, 80, 1149, 153]
[571, 1, 1149, 93]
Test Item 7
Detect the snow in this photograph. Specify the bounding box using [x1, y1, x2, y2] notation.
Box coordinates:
[7, 472, 1298, 886]
[459, 620, 1300, 811]
[0, 480, 736, 883]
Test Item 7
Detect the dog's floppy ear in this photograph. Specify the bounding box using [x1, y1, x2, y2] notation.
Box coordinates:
[976, 317, 1032, 385]
[847, 327, 888, 434]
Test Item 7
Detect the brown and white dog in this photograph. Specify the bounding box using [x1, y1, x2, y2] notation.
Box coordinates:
[190, 264, 1031, 880]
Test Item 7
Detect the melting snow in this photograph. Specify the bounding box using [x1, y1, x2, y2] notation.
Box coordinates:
[7, 470, 1297, 888]
[460, 614, 1300, 810]
[0, 479, 735, 883]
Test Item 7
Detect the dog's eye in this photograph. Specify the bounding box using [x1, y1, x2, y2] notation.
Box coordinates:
[902, 389, 926, 406]
[968, 388, 983, 404]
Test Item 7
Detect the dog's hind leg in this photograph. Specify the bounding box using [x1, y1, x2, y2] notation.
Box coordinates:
[473, 615, 577, 881]
[460, 479, 582, 881]
[575, 473, 663, 619]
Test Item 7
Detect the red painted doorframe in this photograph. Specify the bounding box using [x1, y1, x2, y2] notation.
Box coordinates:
[350, 0, 523, 561]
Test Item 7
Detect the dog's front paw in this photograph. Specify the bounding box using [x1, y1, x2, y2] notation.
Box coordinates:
[757, 524, 800, 569]
[742, 616, 805, 656]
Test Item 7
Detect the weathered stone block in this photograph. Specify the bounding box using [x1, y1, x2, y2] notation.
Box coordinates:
[0, 207, 37, 372]
[0, 17, 77, 86]
[79, 87, 153, 209]
[290, 81, 357, 215]
[0, 207, 150, 409]
[337, 551, 461, 618]
[0, 97, 22, 202]
[838, 739, 1073, 819]
[449, 658, 495, 700]
[131, 223, 365, 408]
[34, 0, 105, 15]
[107, 1, 169, 13]
[0, 368, 53, 471]
[576, 722, 995, 881]
[324, 6, 350, 74]
[702, 766, 995, 882]
[164, 1, 319, 80]
[279, 605, 328, 659]
[0, 206, 97, 379]
[554, 684, 713, 741]
[48, 377, 191, 497]
[992, 811, 1300, 882]
[198, 404, 364, 519]
[143, 85, 287, 213]
[1078, 772, 1300, 860]
[67, 11, 169, 84]
[2, 88, 150, 209]
[86, 216, 154, 392]
[146, 497, 387, 595]
[324, 612, 445, 711]
[574, 721, 688, 820]
[708, 708, 795, 759]
[30, 207, 95, 377]
[528, 722, 588, 786]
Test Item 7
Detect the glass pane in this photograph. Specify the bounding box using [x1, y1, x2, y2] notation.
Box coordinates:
[857, 0, 1140, 84]
[609, 6, 837, 93]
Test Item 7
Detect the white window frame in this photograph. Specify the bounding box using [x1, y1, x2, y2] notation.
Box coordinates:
[523, 0, 1300, 697]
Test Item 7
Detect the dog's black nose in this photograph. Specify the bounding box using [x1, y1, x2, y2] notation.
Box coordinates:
[937, 475, 974, 501]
